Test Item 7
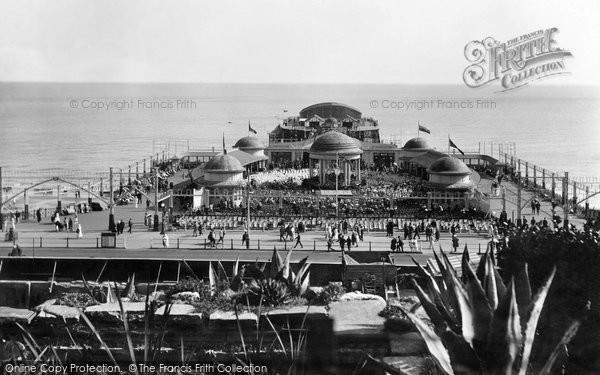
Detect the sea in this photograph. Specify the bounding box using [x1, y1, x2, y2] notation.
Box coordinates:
[0, 82, 599, 206]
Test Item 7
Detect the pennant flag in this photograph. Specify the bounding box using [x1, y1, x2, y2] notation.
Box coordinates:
[248, 121, 257, 134]
[449, 138, 465, 155]
[418, 124, 431, 134]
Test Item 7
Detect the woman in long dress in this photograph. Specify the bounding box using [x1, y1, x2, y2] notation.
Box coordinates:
[77, 223, 83, 239]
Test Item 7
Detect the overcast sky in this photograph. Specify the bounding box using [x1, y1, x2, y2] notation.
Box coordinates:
[1, 0, 598, 84]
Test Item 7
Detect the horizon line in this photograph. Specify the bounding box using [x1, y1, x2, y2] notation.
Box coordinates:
[0, 80, 597, 87]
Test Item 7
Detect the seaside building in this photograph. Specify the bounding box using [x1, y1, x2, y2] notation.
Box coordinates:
[308, 131, 363, 186]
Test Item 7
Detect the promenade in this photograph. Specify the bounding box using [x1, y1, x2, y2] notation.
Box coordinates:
[0, 174, 586, 268]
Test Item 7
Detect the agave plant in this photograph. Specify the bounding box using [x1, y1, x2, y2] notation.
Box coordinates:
[208, 248, 311, 307]
[408, 248, 581, 375]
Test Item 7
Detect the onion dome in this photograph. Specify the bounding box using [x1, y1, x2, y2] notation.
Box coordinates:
[428, 156, 471, 175]
[402, 137, 431, 150]
[204, 153, 244, 173]
[233, 136, 264, 150]
[309, 131, 363, 155]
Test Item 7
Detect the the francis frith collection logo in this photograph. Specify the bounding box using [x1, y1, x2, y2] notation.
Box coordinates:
[463, 28, 572, 91]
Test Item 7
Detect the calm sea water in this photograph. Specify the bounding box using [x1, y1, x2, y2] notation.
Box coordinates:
[0, 82, 599, 190]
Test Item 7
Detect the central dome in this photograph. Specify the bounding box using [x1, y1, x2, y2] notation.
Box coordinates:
[204, 153, 244, 173]
[402, 137, 431, 150]
[233, 136, 264, 150]
[309, 131, 363, 155]
[428, 156, 471, 175]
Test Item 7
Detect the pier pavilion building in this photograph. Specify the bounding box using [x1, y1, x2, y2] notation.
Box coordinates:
[308, 131, 363, 186]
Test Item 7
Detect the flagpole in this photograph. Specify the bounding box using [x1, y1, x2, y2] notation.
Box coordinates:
[448, 134, 450, 155]
[417, 121, 420, 138]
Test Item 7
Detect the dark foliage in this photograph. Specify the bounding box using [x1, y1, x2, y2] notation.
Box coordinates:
[497, 228, 600, 374]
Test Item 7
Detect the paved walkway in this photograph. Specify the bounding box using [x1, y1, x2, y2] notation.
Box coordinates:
[0, 175, 586, 266]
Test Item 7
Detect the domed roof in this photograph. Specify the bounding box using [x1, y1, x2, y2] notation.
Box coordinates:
[309, 131, 363, 155]
[428, 156, 471, 175]
[403, 137, 431, 150]
[204, 153, 244, 173]
[233, 136, 264, 149]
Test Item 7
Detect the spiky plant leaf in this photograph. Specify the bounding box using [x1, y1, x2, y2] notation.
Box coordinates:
[483, 253, 500, 310]
[538, 320, 581, 375]
[217, 260, 228, 282]
[485, 281, 521, 375]
[439, 329, 481, 374]
[106, 283, 118, 304]
[114, 283, 138, 375]
[233, 256, 240, 277]
[462, 260, 493, 352]
[123, 273, 136, 300]
[461, 248, 471, 284]
[208, 262, 217, 294]
[518, 267, 556, 375]
[407, 312, 455, 375]
[435, 251, 461, 318]
[476, 249, 489, 283]
[411, 278, 448, 330]
[270, 247, 283, 278]
[514, 263, 532, 325]
[282, 249, 293, 279]
[450, 272, 476, 347]
[181, 259, 200, 280]
[299, 270, 310, 296]
[492, 265, 507, 301]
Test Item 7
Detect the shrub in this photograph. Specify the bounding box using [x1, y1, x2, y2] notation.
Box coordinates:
[379, 305, 415, 332]
[497, 228, 600, 373]
[320, 282, 346, 304]
[55, 292, 98, 308]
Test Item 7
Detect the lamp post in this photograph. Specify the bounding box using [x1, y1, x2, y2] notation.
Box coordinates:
[153, 168, 159, 232]
[239, 177, 251, 249]
[334, 153, 340, 220]
[160, 202, 166, 234]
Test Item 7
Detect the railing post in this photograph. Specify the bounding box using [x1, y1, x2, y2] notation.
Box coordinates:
[313, 240, 316, 251]
[96, 237, 99, 248]
[231, 238, 233, 250]
[257, 239, 260, 250]
[369, 242, 372, 251]
[66, 237, 69, 248]
[204, 238, 207, 249]
[177, 238, 180, 249]
[40, 237, 42, 248]
[478, 243, 481, 254]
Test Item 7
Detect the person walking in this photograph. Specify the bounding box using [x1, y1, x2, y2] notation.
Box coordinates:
[162, 233, 169, 248]
[242, 230, 250, 249]
[390, 237, 397, 252]
[396, 236, 404, 252]
[217, 228, 225, 245]
[327, 237, 334, 252]
[208, 229, 216, 248]
[451, 234, 459, 253]
[351, 231, 358, 247]
[77, 223, 83, 239]
[293, 232, 303, 249]
[128, 218, 133, 233]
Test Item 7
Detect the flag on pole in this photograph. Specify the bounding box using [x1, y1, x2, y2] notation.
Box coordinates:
[249, 121, 257, 134]
[449, 138, 465, 155]
[418, 124, 431, 134]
